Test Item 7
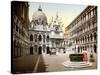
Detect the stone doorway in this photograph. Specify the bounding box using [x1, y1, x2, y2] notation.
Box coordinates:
[47, 46, 50, 54]
[30, 47, 33, 54]
[38, 46, 42, 54]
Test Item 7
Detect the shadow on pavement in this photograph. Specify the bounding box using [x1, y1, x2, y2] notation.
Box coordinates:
[13, 54, 39, 74]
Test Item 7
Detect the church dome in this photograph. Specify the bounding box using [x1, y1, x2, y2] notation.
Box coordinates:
[32, 5, 47, 25]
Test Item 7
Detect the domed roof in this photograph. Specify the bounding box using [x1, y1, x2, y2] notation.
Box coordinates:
[32, 5, 47, 25]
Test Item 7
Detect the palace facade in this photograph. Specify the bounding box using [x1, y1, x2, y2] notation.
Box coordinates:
[65, 6, 97, 56]
[29, 5, 65, 55]
[12, 1, 30, 58]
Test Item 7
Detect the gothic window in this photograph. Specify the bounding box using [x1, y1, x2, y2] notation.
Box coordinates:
[83, 37, 84, 43]
[47, 35, 49, 42]
[87, 35, 89, 42]
[30, 34, 33, 41]
[78, 47, 80, 53]
[34, 34, 37, 42]
[94, 45, 97, 53]
[30, 47, 33, 54]
[43, 35, 45, 42]
[85, 46, 87, 51]
[90, 34, 93, 41]
[47, 46, 50, 54]
[94, 33, 97, 40]
[38, 35, 42, 41]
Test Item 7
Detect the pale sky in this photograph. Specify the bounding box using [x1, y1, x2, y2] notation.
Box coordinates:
[29, 2, 87, 31]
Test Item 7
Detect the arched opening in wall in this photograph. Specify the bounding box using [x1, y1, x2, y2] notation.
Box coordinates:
[94, 44, 97, 53]
[34, 34, 37, 42]
[47, 35, 49, 42]
[30, 47, 33, 54]
[94, 33, 97, 40]
[80, 47, 82, 53]
[78, 47, 80, 53]
[83, 46, 84, 51]
[83, 37, 84, 43]
[38, 35, 42, 41]
[47, 46, 50, 54]
[43, 35, 45, 42]
[87, 35, 89, 42]
[38, 46, 42, 54]
[30, 34, 33, 41]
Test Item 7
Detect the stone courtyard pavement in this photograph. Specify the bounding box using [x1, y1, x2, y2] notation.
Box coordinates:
[13, 52, 97, 74]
